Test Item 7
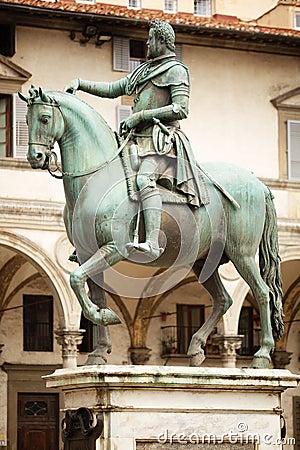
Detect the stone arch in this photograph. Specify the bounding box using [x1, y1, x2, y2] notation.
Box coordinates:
[0, 230, 77, 328]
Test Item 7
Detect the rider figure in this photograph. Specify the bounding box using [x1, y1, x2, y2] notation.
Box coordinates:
[65, 19, 207, 258]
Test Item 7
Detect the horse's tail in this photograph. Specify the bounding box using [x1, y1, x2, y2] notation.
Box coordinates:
[259, 186, 284, 340]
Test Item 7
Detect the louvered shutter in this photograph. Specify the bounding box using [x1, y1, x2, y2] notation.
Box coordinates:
[117, 105, 132, 129]
[14, 94, 28, 158]
[0, 97, 7, 157]
[287, 120, 300, 180]
[175, 44, 183, 61]
[113, 37, 130, 72]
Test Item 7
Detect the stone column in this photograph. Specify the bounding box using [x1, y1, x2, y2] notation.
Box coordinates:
[213, 334, 243, 368]
[272, 350, 293, 369]
[55, 329, 85, 369]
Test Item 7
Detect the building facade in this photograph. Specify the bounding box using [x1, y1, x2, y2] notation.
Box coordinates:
[0, 0, 300, 448]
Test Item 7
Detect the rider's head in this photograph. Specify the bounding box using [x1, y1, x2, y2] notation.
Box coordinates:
[147, 19, 176, 59]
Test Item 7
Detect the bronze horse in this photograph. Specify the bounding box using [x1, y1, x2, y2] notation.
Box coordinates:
[20, 87, 284, 368]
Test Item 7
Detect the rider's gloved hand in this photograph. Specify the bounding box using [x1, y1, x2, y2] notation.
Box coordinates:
[64, 78, 80, 94]
[119, 111, 145, 135]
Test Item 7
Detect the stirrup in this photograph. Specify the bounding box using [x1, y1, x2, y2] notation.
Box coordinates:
[126, 241, 164, 258]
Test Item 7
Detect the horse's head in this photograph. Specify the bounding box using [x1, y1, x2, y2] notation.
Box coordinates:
[19, 86, 64, 169]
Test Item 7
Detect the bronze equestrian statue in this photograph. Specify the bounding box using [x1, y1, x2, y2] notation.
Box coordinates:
[65, 19, 207, 259]
[20, 20, 284, 369]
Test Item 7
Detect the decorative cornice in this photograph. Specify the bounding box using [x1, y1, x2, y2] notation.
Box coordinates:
[0, 198, 64, 230]
[260, 177, 300, 191]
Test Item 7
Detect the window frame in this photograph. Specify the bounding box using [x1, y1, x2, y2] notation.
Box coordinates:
[272, 88, 300, 181]
[0, 94, 12, 157]
[194, 0, 212, 17]
[128, 0, 141, 9]
[176, 304, 205, 354]
[164, 0, 177, 13]
[294, 12, 300, 30]
[287, 119, 300, 181]
[23, 295, 53, 352]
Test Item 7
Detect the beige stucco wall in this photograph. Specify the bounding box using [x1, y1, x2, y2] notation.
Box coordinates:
[215, 0, 277, 20]
[257, 5, 294, 28]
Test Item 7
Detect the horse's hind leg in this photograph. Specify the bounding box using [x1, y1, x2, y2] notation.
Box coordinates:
[85, 277, 112, 365]
[232, 256, 274, 368]
[70, 243, 122, 326]
[188, 261, 233, 367]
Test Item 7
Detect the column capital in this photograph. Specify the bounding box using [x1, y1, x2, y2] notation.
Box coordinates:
[55, 328, 85, 369]
[213, 334, 244, 368]
[272, 349, 293, 369]
[129, 347, 151, 365]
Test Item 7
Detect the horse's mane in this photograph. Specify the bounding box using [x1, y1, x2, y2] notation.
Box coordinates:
[47, 90, 118, 155]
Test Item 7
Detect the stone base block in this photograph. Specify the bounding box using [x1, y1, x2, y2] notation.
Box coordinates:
[44, 365, 299, 450]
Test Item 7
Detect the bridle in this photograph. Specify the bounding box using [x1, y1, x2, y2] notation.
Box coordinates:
[28, 98, 132, 180]
[28, 101, 65, 179]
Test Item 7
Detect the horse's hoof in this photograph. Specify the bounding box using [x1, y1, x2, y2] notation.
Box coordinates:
[99, 308, 121, 326]
[189, 349, 205, 367]
[251, 356, 271, 369]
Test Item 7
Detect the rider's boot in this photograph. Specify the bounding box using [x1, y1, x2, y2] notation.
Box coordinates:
[128, 187, 164, 258]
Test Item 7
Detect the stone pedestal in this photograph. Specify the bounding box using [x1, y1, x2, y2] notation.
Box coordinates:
[45, 365, 299, 450]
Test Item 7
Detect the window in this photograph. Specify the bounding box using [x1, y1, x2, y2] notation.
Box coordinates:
[23, 295, 53, 351]
[0, 94, 12, 157]
[194, 0, 212, 16]
[287, 120, 300, 180]
[177, 304, 204, 354]
[113, 37, 183, 72]
[238, 306, 260, 356]
[295, 12, 300, 29]
[164, 0, 177, 13]
[113, 37, 146, 72]
[128, 0, 141, 8]
[271, 87, 300, 181]
[0, 24, 15, 57]
[0, 94, 28, 158]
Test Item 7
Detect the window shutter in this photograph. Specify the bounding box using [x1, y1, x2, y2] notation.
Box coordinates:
[175, 44, 183, 61]
[14, 94, 28, 158]
[113, 37, 130, 72]
[117, 105, 132, 129]
[287, 120, 300, 180]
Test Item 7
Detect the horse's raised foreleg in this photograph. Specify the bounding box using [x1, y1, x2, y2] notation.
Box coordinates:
[70, 243, 122, 326]
[188, 261, 233, 367]
[233, 256, 274, 368]
[85, 277, 112, 365]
